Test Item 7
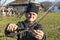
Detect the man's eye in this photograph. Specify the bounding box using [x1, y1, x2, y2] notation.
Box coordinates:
[33, 14, 35, 15]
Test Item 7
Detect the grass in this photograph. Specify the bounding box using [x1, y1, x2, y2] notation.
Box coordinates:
[0, 12, 60, 40]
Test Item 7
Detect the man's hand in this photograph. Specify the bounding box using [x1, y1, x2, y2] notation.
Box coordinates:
[32, 30, 44, 40]
[7, 24, 18, 32]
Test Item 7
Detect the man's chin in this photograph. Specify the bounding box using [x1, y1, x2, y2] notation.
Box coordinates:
[28, 20, 34, 22]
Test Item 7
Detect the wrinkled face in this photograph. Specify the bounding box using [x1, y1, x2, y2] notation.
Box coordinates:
[25, 12, 37, 22]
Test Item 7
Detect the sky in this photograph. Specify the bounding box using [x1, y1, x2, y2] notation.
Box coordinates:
[1, 0, 57, 5]
[36, 0, 56, 2]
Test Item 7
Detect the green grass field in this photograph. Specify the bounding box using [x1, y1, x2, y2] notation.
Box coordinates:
[0, 12, 60, 40]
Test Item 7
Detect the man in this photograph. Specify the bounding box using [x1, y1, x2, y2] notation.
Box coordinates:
[5, 3, 46, 40]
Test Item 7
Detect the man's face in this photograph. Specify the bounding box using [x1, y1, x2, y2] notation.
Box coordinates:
[25, 12, 37, 22]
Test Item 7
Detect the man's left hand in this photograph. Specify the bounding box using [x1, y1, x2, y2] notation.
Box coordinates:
[32, 30, 44, 40]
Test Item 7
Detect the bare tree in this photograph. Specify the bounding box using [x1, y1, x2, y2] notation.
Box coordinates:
[0, 0, 7, 9]
[0, 0, 7, 16]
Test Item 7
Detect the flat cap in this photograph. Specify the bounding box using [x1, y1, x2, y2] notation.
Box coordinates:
[26, 3, 39, 14]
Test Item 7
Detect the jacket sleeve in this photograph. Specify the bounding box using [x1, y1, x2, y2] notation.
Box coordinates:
[5, 24, 17, 37]
[5, 22, 24, 37]
[34, 24, 47, 40]
[39, 24, 47, 40]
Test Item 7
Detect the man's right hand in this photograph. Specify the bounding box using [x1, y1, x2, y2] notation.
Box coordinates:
[7, 24, 18, 32]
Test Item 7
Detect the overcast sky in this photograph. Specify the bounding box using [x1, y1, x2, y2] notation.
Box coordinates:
[36, 0, 56, 2]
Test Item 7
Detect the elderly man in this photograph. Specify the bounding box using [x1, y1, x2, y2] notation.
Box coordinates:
[5, 3, 46, 40]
